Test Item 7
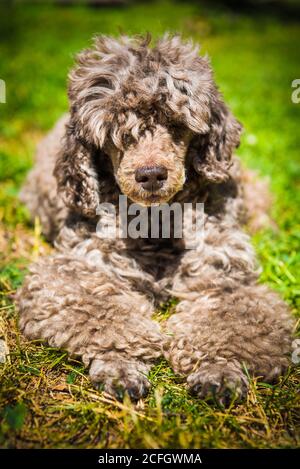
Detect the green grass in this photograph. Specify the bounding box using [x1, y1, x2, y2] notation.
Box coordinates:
[0, 0, 299, 448]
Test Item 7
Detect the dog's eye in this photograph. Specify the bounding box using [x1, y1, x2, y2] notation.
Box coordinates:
[169, 124, 187, 141]
[123, 133, 135, 147]
[171, 124, 183, 132]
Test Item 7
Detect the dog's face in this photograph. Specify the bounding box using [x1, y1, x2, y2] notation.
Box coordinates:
[107, 124, 191, 206]
[55, 35, 242, 216]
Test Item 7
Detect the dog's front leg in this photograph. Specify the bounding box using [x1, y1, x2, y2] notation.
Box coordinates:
[17, 254, 162, 399]
[164, 225, 293, 405]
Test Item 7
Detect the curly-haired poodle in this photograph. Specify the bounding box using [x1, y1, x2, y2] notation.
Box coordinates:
[17, 35, 293, 403]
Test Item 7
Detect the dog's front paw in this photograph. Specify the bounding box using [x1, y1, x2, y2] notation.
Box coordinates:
[187, 361, 249, 406]
[89, 357, 151, 400]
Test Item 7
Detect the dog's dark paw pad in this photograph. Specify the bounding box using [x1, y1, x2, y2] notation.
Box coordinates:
[187, 364, 249, 406]
[89, 358, 150, 401]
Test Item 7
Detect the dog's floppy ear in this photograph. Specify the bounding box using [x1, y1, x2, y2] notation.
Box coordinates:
[54, 120, 101, 217]
[191, 92, 243, 183]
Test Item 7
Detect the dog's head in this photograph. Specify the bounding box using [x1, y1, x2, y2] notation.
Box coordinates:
[55, 35, 242, 214]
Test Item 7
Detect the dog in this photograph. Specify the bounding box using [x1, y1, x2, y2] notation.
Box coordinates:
[17, 35, 293, 404]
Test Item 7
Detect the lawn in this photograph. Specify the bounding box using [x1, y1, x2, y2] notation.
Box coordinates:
[0, 0, 299, 448]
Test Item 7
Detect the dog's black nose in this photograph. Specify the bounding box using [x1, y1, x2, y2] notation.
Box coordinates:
[135, 166, 168, 192]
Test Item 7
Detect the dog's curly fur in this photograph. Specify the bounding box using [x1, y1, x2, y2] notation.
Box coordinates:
[17, 35, 293, 403]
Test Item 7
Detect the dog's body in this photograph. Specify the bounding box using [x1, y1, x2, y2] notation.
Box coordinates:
[17, 35, 293, 403]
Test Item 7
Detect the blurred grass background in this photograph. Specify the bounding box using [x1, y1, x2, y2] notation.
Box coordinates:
[0, 0, 299, 448]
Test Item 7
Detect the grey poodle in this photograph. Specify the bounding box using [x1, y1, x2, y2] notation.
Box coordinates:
[17, 35, 293, 403]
